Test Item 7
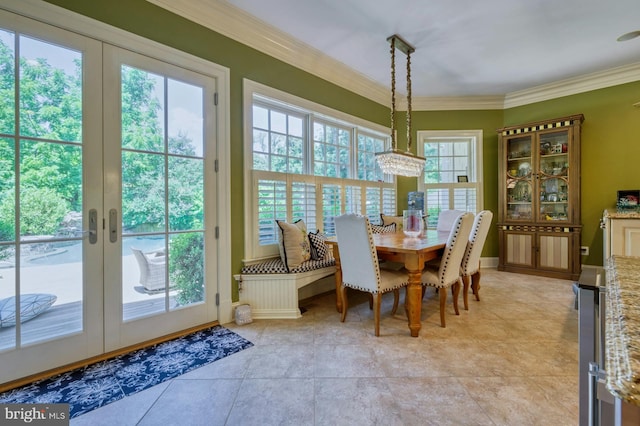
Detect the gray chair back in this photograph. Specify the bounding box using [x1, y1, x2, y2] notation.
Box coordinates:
[461, 210, 493, 276]
[437, 213, 474, 286]
[334, 214, 381, 294]
[436, 209, 466, 232]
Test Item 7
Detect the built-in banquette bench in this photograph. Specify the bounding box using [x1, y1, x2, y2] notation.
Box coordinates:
[233, 215, 401, 319]
[234, 256, 336, 319]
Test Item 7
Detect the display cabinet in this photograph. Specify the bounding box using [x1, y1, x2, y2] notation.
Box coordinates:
[497, 114, 584, 280]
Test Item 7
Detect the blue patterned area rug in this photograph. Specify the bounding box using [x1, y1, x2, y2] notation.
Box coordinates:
[0, 325, 253, 418]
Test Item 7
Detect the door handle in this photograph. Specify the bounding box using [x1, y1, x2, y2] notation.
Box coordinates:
[85, 209, 98, 244]
[109, 209, 118, 243]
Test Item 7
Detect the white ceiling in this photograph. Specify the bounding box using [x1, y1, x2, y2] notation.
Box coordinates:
[150, 0, 640, 106]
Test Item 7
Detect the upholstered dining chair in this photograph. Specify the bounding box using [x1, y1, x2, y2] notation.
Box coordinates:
[460, 210, 494, 310]
[421, 212, 474, 327]
[334, 214, 409, 336]
[436, 209, 465, 232]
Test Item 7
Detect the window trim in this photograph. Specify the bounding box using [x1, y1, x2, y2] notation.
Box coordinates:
[417, 129, 484, 222]
[243, 79, 393, 261]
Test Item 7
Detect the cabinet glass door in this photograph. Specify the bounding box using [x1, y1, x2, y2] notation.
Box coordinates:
[538, 130, 570, 222]
[506, 135, 533, 221]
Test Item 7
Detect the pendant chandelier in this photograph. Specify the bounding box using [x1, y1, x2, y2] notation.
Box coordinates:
[375, 34, 426, 177]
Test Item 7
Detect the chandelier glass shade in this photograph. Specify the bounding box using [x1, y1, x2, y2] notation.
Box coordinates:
[375, 34, 425, 177]
[375, 148, 426, 177]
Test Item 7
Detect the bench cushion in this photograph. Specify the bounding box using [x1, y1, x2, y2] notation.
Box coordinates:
[242, 256, 335, 275]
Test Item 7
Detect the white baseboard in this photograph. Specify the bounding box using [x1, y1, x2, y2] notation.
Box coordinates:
[480, 257, 499, 269]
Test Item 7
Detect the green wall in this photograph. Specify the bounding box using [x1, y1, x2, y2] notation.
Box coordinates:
[393, 110, 504, 260]
[42, 1, 640, 302]
[44, 0, 389, 301]
[504, 81, 640, 265]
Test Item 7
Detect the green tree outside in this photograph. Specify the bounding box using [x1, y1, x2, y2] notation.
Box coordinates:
[0, 36, 205, 302]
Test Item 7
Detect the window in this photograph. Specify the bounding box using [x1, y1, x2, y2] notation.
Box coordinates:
[357, 133, 386, 182]
[244, 80, 395, 259]
[417, 130, 483, 228]
[252, 103, 305, 174]
[313, 120, 351, 178]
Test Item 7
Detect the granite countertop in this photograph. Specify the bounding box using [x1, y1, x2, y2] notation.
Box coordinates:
[604, 209, 640, 219]
[606, 255, 640, 406]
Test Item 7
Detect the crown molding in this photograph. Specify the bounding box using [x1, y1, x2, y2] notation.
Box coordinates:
[146, 0, 389, 106]
[148, 0, 640, 111]
[409, 95, 505, 111]
[504, 62, 640, 108]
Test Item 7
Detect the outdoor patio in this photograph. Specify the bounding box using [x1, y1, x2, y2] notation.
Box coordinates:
[0, 240, 176, 350]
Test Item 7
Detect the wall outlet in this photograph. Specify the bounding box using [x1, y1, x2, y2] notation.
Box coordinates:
[580, 246, 589, 256]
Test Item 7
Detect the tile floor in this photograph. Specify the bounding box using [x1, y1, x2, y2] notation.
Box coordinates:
[71, 268, 579, 425]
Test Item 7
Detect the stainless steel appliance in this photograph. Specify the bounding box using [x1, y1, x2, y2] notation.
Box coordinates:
[578, 267, 640, 425]
[578, 267, 615, 426]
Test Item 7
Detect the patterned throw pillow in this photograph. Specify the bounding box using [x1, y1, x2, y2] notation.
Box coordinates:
[276, 219, 311, 272]
[371, 223, 396, 234]
[308, 230, 329, 260]
[380, 214, 403, 232]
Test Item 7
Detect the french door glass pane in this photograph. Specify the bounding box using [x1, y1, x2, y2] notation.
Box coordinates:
[0, 243, 16, 350]
[167, 79, 203, 156]
[120, 65, 206, 319]
[0, 138, 15, 241]
[19, 36, 82, 141]
[0, 32, 84, 348]
[121, 65, 164, 153]
[0, 30, 15, 134]
[169, 232, 204, 307]
[122, 235, 168, 321]
[121, 151, 165, 234]
[168, 157, 203, 231]
[19, 241, 83, 345]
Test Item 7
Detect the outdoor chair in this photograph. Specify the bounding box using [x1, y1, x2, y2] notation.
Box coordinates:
[131, 247, 166, 292]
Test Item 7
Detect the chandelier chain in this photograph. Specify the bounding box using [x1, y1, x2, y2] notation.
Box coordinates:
[390, 37, 396, 150]
[375, 34, 425, 177]
[406, 50, 412, 153]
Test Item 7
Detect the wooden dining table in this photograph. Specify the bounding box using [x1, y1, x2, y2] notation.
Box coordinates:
[326, 230, 449, 337]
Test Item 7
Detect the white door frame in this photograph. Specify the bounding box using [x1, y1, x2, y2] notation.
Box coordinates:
[0, 1, 232, 384]
[1, 0, 231, 325]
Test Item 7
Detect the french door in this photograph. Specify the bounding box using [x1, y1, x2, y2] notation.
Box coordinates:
[0, 11, 218, 384]
[102, 45, 218, 350]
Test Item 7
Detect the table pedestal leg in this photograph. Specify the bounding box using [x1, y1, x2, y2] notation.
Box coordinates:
[330, 246, 343, 313]
[405, 268, 422, 337]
